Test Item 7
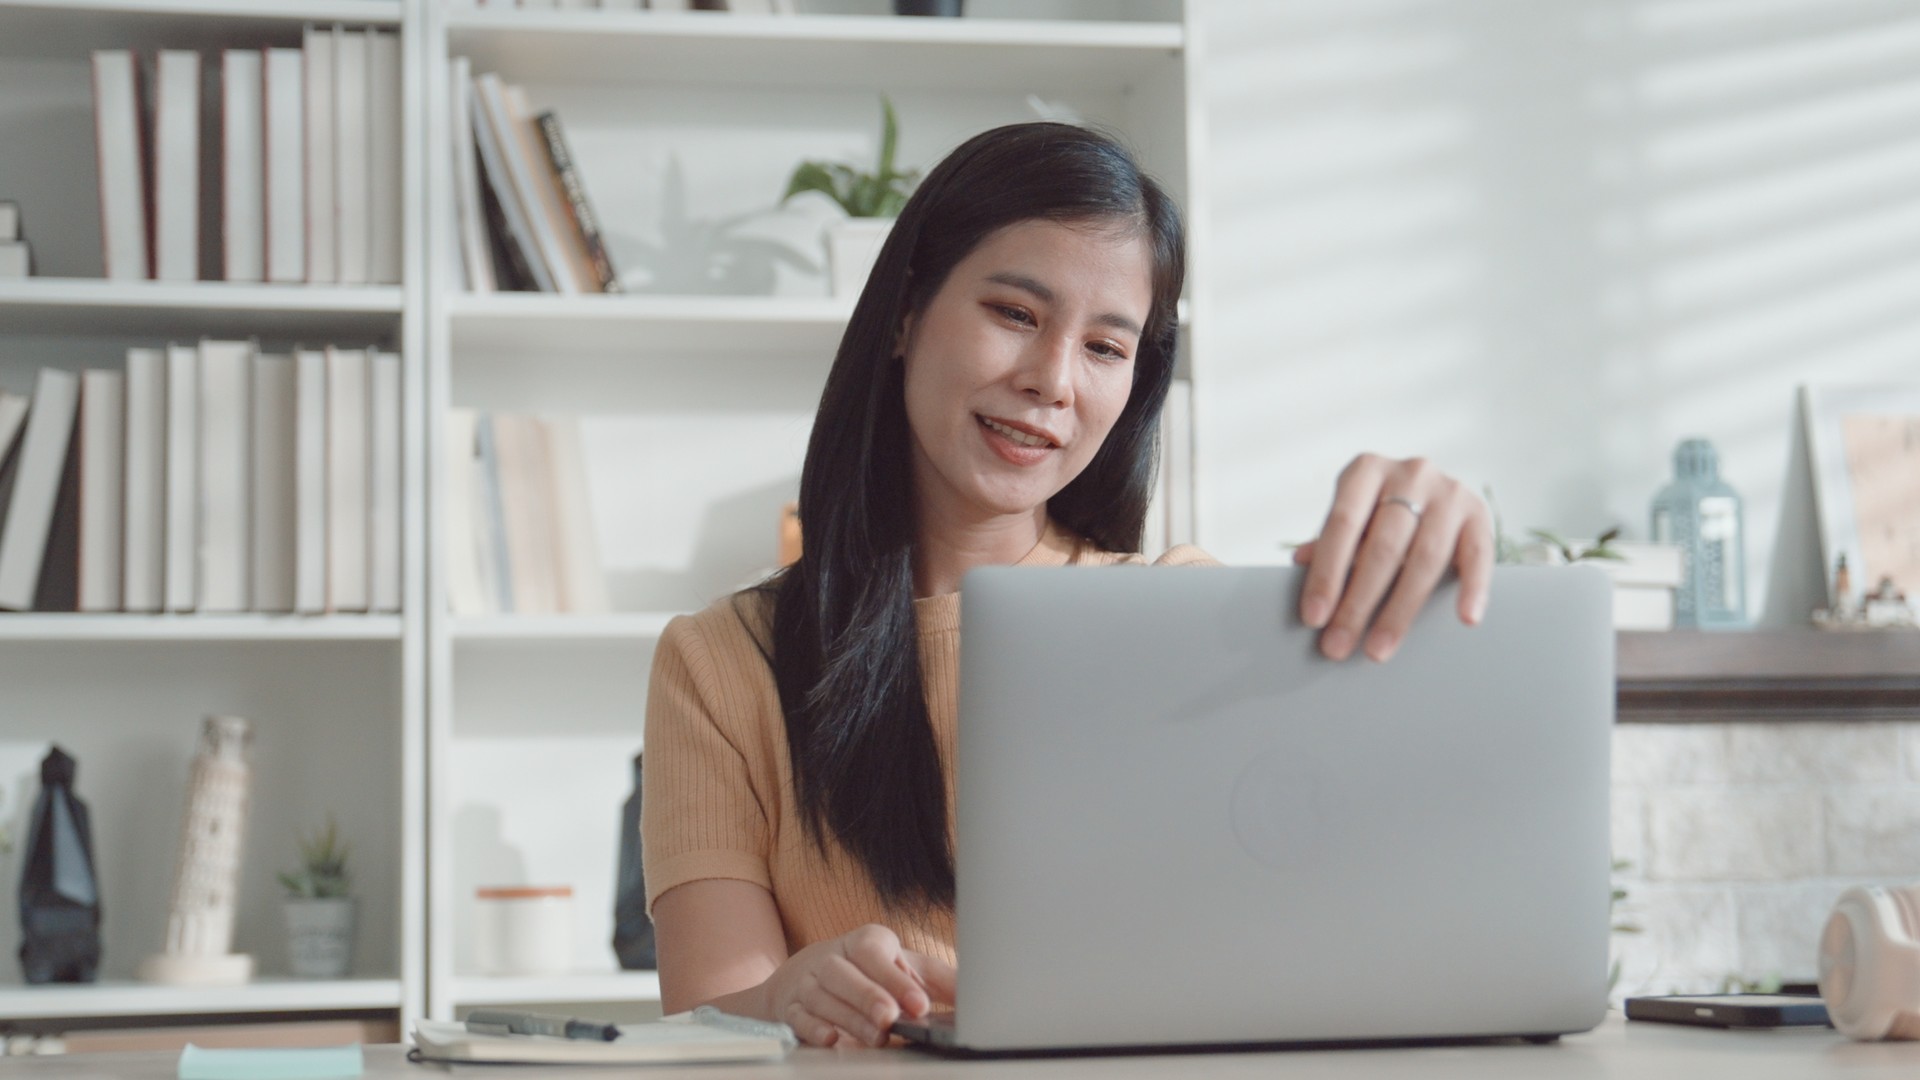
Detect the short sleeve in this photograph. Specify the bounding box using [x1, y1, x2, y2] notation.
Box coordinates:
[641, 614, 775, 914]
[1156, 544, 1223, 567]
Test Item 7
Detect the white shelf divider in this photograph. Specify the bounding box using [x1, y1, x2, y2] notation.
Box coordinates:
[0, 615, 403, 642]
[0, 978, 403, 1021]
[453, 613, 677, 642]
[0, 280, 403, 339]
[448, 294, 849, 359]
[449, 971, 660, 1008]
[447, 11, 1182, 91]
[0, 0, 402, 58]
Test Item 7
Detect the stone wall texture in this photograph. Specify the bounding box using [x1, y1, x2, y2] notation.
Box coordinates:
[1610, 722, 1920, 996]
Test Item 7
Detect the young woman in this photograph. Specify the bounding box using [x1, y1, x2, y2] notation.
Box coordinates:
[642, 123, 1493, 1049]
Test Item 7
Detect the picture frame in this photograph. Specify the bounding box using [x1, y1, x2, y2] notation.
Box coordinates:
[1800, 383, 1920, 607]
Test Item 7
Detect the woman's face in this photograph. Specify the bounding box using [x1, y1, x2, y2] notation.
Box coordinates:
[900, 218, 1153, 528]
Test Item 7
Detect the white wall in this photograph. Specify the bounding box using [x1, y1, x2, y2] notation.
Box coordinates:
[1198, 0, 1920, 624]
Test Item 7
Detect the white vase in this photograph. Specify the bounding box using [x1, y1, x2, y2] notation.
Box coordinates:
[826, 218, 894, 298]
[283, 897, 356, 978]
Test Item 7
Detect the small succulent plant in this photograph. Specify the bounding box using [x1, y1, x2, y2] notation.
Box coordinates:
[279, 817, 351, 899]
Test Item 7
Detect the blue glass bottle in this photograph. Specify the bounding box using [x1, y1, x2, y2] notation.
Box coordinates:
[1650, 438, 1747, 629]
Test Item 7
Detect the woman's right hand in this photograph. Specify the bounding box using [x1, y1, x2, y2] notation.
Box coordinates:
[762, 924, 956, 1048]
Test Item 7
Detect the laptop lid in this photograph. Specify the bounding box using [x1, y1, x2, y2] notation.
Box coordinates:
[952, 565, 1612, 1052]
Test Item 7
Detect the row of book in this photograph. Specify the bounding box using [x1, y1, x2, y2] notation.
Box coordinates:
[1, 202, 32, 279]
[91, 26, 402, 285]
[449, 65, 621, 295]
[0, 345, 402, 615]
[446, 410, 610, 616]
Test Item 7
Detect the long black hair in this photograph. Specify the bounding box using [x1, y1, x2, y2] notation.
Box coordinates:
[765, 122, 1185, 913]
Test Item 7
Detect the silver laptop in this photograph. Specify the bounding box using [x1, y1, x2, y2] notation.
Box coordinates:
[896, 565, 1613, 1054]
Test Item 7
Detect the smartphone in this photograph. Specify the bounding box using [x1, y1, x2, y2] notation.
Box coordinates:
[1624, 993, 1830, 1029]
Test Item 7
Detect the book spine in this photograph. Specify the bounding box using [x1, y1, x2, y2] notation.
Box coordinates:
[77, 370, 127, 612]
[122, 349, 166, 612]
[534, 111, 621, 294]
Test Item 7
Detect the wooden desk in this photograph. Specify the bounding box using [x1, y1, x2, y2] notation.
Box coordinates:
[3, 1016, 1917, 1079]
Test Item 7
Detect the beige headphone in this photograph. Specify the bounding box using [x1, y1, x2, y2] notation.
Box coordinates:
[1818, 883, 1920, 1040]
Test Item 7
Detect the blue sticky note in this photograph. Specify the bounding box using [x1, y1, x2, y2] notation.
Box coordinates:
[178, 1043, 364, 1080]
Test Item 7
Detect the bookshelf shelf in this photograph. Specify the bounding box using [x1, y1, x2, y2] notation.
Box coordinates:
[448, 971, 660, 1008]
[0, 0, 402, 58]
[447, 294, 849, 358]
[0, 977, 403, 1021]
[0, 614, 403, 642]
[453, 613, 677, 642]
[446, 12, 1182, 91]
[0, 280, 403, 340]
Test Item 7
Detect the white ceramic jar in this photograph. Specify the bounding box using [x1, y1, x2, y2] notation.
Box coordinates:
[474, 885, 574, 975]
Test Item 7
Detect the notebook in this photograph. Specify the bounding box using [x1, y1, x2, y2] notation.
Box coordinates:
[410, 1017, 790, 1066]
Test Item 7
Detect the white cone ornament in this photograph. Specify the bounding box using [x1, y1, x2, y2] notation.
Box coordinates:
[139, 716, 256, 986]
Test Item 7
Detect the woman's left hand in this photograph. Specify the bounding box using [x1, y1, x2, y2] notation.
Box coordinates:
[1292, 453, 1494, 662]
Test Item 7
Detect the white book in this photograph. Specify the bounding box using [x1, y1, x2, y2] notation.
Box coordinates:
[251, 353, 297, 613]
[304, 25, 337, 284]
[122, 348, 167, 612]
[153, 50, 201, 283]
[0, 202, 18, 242]
[368, 31, 403, 287]
[264, 48, 307, 283]
[466, 74, 553, 292]
[221, 50, 265, 282]
[472, 414, 513, 613]
[294, 349, 329, 614]
[544, 414, 609, 614]
[0, 393, 27, 463]
[449, 57, 494, 293]
[504, 83, 591, 294]
[325, 346, 369, 612]
[198, 340, 253, 613]
[474, 73, 575, 293]
[163, 344, 199, 612]
[444, 409, 490, 616]
[91, 51, 149, 280]
[369, 350, 401, 613]
[0, 370, 81, 611]
[333, 28, 371, 286]
[0, 242, 28, 279]
[77, 370, 126, 612]
[491, 413, 560, 614]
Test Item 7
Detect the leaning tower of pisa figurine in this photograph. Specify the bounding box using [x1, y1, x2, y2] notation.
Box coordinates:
[139, 716, 255, 985]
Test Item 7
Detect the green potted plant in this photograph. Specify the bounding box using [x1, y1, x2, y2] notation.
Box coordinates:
[781, 97, 919, 297]
[278, 818, 354, 979]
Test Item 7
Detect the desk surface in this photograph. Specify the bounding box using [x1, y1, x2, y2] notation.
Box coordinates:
[2, 1016, 1918, 1079]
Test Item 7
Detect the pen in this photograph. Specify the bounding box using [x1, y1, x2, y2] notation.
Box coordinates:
[465, 1009, 619, 1042]
[692, 1006, 799, 1050]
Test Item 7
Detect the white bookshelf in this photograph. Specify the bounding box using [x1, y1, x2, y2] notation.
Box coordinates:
[0, 0, 1204, 1033]
[0, 0, 427, 1032]
[423, 0, 1200, 1021]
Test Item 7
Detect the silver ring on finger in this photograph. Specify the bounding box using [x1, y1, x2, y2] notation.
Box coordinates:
[1380, 494, 1424, 521]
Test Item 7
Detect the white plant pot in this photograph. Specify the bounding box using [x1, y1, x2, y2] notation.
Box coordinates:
[283, 897, 356, 979]
[826, 218, 894, 298]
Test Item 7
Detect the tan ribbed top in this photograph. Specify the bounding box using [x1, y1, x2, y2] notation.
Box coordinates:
[641, 520, 1218, 967]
